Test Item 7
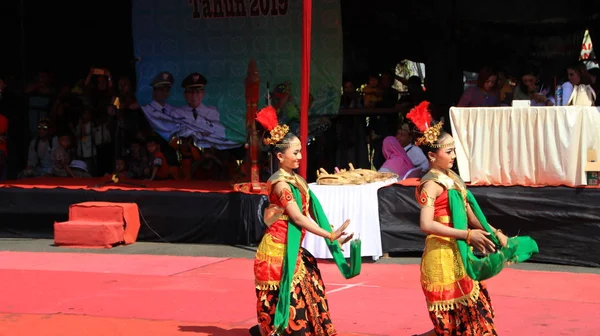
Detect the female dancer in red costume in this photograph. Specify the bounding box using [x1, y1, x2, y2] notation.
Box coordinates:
[251, 106, 361, 336]
[407, 102, 538, 336]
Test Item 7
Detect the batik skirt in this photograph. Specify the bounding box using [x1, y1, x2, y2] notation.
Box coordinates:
[428, 281, 498, 336]
[256, 248, 337, 336]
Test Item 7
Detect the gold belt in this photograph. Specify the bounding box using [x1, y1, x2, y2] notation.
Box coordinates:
[434, 215, 451, 224]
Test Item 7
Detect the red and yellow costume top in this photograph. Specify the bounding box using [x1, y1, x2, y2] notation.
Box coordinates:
[416, 169, 480, 312]
[254, 169, 310, 290]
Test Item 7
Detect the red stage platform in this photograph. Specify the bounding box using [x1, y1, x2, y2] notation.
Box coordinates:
[2, 177, 599, 266]
[379, 178, 600, 267]
[395, 177, 600, 189]
[0, 177, 236, 194]
[0, 178, 266, 246]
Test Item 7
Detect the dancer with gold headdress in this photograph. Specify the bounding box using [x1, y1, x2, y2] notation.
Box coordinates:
[250, 106, 362, 336]
[407, 102, 539, 336]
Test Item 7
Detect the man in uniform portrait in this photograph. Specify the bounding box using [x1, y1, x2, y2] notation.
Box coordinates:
[177, 72, 244, 180]
[140, 71, 180, 178]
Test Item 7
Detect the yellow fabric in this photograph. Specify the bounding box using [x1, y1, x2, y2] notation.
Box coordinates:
[418, 169, 477, 311]
[421, 235, 479, 311]
[433, 215, 450, 223]
[421, 236, 468, 289]
[255, 234, 306, 290]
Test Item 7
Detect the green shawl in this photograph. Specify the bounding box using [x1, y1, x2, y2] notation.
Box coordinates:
[274, 183, 362, 333]
[448, 189, 539, 281]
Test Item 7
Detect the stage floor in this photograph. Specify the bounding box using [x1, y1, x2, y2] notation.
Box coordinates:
[0, 251, 597, 335]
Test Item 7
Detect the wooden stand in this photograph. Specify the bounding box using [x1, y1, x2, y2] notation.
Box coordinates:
[234, 59, 267, 194]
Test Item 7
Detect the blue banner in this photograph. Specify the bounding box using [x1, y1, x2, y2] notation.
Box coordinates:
[132, 0, 343, 143]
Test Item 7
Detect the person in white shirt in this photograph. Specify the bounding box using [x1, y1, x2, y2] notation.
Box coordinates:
[140, 71, 180, 169]
[396, 123, 429, 173]
[176, 72, 244, 180]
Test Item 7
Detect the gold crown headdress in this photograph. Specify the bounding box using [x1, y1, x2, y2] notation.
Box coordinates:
[255, 106, 290, 146]
[406, 101, 453, 148]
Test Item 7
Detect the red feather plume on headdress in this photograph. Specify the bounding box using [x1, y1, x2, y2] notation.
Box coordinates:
[406, 101, 432, 133]
[255, 106, 279, 131]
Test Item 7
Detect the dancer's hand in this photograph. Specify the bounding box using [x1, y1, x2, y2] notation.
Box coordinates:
[469, 229, 496, 254]
[337, 232, 354, 252]
[495, 230, 509, 248]
[330, 219, 350, 241]
[263, 204, 284, 227]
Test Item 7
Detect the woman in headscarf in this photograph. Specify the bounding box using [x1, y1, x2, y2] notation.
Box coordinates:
[378, 136, 415, 180]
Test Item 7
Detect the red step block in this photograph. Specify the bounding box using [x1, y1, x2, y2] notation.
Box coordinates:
[53, 202, 141, 248]
[54, 220, 124, 248]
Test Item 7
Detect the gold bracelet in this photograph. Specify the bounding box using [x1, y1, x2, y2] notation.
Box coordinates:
[466, 229, 472, 245]
[329, 231, 335, 242]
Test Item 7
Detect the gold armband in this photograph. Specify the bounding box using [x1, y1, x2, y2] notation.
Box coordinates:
[417, 188, 436, 208]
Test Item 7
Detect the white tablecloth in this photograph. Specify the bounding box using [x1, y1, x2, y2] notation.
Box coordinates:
[301, 179, 395, 260]
[449, 106, 600, 187]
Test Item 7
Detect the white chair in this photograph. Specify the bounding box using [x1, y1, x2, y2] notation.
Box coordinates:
[401, 167, 423, 180]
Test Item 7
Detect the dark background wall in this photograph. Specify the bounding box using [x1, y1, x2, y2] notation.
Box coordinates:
[1, 0, 599, 94]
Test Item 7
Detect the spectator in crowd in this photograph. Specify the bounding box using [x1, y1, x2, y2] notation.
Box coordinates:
[20, 118, 58, 178]
[52, 132, 75, 178]
[457, 67, 500, 107]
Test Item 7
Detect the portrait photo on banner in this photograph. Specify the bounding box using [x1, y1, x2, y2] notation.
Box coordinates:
[132, 0, 343, 144]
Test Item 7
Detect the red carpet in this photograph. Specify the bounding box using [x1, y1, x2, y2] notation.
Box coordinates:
[0, 252, 598, 335]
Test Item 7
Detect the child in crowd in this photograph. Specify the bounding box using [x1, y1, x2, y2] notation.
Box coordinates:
[69, 160, 92, 178]
[363, 74, 382, 108]
[75, 108, 97, 176]
[110, 157, 134, 179]
[146, 137, 169, 180]
[127, 139, 149, 179]
[52, 133, 75, 177]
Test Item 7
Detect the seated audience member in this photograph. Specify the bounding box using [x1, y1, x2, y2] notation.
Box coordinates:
[457, 67, 500, 107]
[378, 136, 414, 180]
[512, 69, 553, 106]
[396, 123, 428, 173]
[146, 136, 170, 181]
[363, 74, 382, 108]
[127, 139, 149, 179]
[52, 132, 75, 177]
[108, 157, 134, 179]
[377, 71, 400, 108]
[588, 67, 600, 106]
[396, 76, 426, 108]
[20, 118, 58, 178]
[497, 70, 514, 106]
[0, 113, 7, 180]
[560, 62, 594, 106]
[69, 160, 92, 178]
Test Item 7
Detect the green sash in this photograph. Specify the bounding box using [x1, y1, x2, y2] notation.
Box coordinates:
[448, 189, 539, 281]
[274, 183, 362, 333]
